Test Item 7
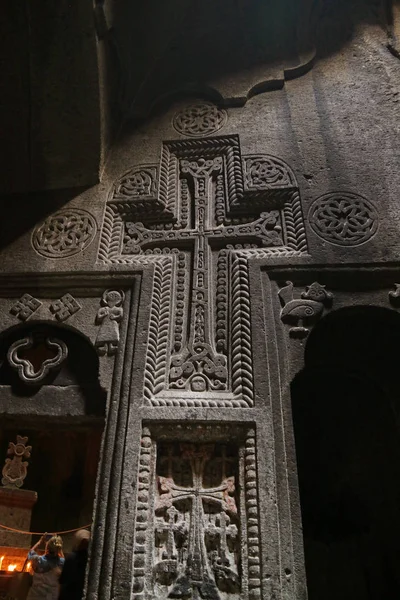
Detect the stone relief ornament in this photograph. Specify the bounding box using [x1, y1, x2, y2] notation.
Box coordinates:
[32, 209, 97, 258]
[132, 427, 261, 600]
[112, 167, 157, 200]
[173, 103, 228, 137]
[95, 290, 124, 356]
[155, 444, 239, 598]
[389, 283, 400, 307]
[308, 191, 378, 246]
[50, 293, 81, 321]
[10, 294, 42, 321]
[279, 281, 333, 338]
[1, 435, 32, 488]
[244, 155, 295, 189]
[7, 335, 68, 384]
[99, 135, 308, 406]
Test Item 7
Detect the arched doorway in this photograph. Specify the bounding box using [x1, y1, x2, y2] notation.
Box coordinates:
[291, 306, 400, 600]
[0, 322, 106, 572]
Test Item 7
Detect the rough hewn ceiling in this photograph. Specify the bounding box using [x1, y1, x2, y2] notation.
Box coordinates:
[0, 0, 396, 195]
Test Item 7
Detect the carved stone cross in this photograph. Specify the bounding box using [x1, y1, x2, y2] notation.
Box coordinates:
[100, 134, 307, 406]
[156, 444, 237, 599]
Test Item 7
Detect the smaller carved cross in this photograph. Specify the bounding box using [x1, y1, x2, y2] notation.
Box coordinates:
[156, 444, 237, 598]
[1, 436, 32, 488]
[155, 505, 182, 561]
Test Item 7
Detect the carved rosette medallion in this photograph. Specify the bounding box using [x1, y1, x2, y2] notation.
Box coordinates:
[132, 427, 261, 600]
[308, 192, 378, 246]
[173, 103, 228, 137]
[32, 209, 97, 258]
[99, 135, 308, 407]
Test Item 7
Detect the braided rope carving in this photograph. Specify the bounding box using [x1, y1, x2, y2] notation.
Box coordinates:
[131, 427, 153, 600]
[231, 253, 254, 407]
[98, 205, 123, 262]
[245, 429, 262, 599]
[284, 190, 307, 252]
[143, 257, 173, 404]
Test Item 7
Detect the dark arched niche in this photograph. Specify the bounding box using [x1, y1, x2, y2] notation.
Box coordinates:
[0, 322, 106, 542]
[291, 306, 400, 600]
[0, 321, 106, 419]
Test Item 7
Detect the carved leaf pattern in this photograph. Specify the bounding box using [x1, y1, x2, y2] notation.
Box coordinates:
[143, 258, 173, 402]
[231, 254, 254, 407]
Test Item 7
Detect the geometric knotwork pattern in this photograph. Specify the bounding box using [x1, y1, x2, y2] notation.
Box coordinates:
[173, 103, 228, 137]
[308, 191, 378, 246]
[32, 209, 97, 258]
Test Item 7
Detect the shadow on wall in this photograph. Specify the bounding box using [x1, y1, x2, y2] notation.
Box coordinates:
[0, 187, 90, 252]
[116, 0, 396, 117]
[291, 306, 400, 600]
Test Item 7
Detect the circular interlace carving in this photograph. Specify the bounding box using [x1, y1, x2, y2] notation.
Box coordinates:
[308, 192, 378, 246]
[173, 103, 227, 137]
[32, 209, 97, 258]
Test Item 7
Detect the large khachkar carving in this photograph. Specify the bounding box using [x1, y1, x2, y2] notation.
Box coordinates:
[132, 427, 260, 600]
[99, 135, 307, 406]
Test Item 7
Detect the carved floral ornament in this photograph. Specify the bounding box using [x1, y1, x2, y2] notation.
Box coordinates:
[308, 192, 378, 246]
[32, 209, 97, 258]
[99, 135, 308, 406]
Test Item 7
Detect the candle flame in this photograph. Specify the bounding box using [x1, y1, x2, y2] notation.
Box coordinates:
[0, 556, 4, 570]
[7, 565, 17, 572]
[26, 562, 31, 570]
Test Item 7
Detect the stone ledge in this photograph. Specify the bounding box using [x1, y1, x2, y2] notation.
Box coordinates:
[0, 488, 37, 510]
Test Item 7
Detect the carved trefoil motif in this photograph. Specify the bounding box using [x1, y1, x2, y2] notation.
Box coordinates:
[99, 135, 308, 406]
[132, 427, 261, 600]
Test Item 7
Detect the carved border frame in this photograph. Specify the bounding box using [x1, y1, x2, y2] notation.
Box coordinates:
[130, 424, 261, 600]
[251, 261, 400, 600]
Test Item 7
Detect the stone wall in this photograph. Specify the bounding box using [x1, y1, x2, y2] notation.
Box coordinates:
[0, 9, 399, 600]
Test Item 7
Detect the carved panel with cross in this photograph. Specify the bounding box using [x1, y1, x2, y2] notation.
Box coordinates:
[99, 135, 307, 407]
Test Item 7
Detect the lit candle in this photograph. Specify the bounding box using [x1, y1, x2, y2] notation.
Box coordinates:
[0, 556, 4, 570]
[7, 565, 17, 572]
